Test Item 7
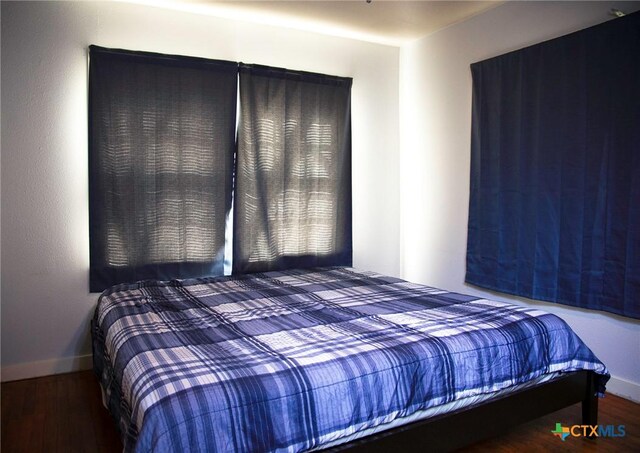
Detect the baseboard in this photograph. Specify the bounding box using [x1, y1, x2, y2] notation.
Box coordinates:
[1, 354, 93, 382]
[605, 375, 640, 403]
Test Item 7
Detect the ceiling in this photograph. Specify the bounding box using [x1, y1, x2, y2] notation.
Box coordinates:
[134, 1, 503, 46]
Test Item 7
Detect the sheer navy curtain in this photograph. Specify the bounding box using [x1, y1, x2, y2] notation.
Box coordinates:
[233, 64, 353, 273]
[466, 13, 639, 319]
[89, 46, 237, 292]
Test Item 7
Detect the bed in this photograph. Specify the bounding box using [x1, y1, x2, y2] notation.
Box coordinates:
[91, 267, 609, 452]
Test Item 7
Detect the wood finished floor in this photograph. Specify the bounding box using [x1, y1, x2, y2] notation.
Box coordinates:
[1, 371, 638, 452]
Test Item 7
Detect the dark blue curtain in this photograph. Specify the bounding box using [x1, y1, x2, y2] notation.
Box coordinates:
[233, 64, 352, 273]
[466, 13, 639, 319]
[89, 46, 238, 292]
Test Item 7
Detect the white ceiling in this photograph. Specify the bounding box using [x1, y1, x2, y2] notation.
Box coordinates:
[133, 1, 504, 46]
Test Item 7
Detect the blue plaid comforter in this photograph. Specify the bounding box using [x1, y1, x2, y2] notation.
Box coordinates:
[92, 267, 609, 452]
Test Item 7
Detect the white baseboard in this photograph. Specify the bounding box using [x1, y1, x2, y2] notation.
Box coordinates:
[1, 354, 93, 382]
[606, 375, 640, 403]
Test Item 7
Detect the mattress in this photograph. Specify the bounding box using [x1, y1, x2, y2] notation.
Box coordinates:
[92, 267, 609, 452]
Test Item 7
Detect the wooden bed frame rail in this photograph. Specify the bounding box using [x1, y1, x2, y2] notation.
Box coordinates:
[333, 370, 597, 452]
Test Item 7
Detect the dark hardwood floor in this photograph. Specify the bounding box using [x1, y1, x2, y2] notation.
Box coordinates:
[1, 371, 638, 452]
[1, 371, 120, 453]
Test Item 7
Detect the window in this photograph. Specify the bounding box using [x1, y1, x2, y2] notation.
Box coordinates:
[89, 49, 353, 290]
[88, 46, 237, 292]
[233, 64, 352, 273]
[466, 14, 639, 319]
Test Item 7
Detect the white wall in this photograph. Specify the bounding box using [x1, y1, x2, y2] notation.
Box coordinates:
[0, 1, 400, 380]
[400, 1, 640, 401]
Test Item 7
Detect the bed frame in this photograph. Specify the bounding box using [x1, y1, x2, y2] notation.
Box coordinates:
[334, 370, 597, 452]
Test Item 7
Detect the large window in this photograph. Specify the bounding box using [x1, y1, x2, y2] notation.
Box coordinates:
[88, 46, 237, 292]
[89, 48, 352, 291]
[466, 13, 639, 319]
[233, 64, 352, 273]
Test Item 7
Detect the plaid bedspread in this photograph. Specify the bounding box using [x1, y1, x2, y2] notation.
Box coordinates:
[92, 267, 609, 452]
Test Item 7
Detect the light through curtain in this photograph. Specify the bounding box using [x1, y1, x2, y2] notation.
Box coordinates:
[233, 64, 352, 273]
[88, 46, 238, 292]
